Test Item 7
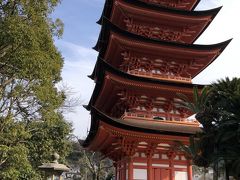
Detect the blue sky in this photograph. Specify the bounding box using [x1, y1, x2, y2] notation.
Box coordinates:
[53, 0, 240, 138]
[53, 0, 103, 46]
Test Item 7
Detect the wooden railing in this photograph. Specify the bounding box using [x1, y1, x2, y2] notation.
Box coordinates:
[129, 70, 192, 83]
[120, 112, 199, 125]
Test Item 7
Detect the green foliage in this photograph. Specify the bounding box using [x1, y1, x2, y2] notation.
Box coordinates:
[0, 0, 64, 82]
[0, 143, 40, 180]
[176, 136, 210, 168]
[178, 77, 240, 178]
[0, 0, 72, 179]
[27, 117, 72, 168]
[0, 99, 71, 178]
[177, 86, 211, 113]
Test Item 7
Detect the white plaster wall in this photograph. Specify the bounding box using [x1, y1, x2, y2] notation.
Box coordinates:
[174, 165, 187, 168]
[152, 164, 169, 167]
[175, 171, 188, 180]
[133, 162, 147, 166]
[133, 169, 147, 180]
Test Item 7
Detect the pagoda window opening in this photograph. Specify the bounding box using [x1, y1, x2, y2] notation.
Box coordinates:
[181, 156, 187, 161]
[133, 152, 140, 157]
[136, 106, 146, 111]
[166, 71, 175, 76]
[137, 114, 145, 118]
[141, 153, 147, 158]
[175, 110, 180, 115]
[153, 116, 165, 120]
[152, 154, 160, 159]
[162, 154, 169, 160]
[138, 68, 146, 72]
[174, 155, 180, 160]
[152, 69, 161, 74]
[152, 107, 158, 112]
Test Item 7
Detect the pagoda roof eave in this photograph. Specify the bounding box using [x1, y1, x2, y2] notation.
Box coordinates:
[97, 0, 209, 25]
[89, 18, 232, 80]
[86, 58, 205, 110]
[93, 17, 232, 55]
[191, 0, 201, 10]
[107, 0, 222, 44]
[82, 106, 201, 148]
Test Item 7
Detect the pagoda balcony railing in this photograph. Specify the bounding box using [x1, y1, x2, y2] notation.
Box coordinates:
[129, 70, 192, 83]
[121, 112, 200, 126]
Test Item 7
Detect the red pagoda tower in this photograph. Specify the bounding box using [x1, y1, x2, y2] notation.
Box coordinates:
[83, 0, 231, 179]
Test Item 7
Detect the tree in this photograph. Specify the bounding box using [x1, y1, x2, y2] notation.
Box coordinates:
[176, 136, 210, 180]
[0, 0, 72, 179]
[177, 87, 215, 165]
[178, 78, 240, 179]
[67, 140, 114, 180]
[0, 0, 64, 121]
[207, 78, 240, 179]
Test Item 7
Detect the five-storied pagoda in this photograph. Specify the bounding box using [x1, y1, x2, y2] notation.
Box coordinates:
[83, 0, 231, 179]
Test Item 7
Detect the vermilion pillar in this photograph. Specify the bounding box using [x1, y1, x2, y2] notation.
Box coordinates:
[147, 155, 153, 180]
[187, 160, 193, 180]
[128, 158, 133, 180]
[168, 152, 175, 180]
[123, 160, 127, 180]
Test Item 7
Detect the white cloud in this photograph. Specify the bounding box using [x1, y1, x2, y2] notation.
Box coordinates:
[56, 40, 97, 138]
[57, 41, 97, 62]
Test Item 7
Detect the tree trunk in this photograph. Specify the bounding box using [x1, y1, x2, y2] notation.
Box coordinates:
[92, 173, 97, 180]
[203, 167, 207, 180]
[213, 162, 218, 180]
[225, 161, 229, 180]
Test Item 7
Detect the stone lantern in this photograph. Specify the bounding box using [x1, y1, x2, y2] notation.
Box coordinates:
[39, 152, 70, 180]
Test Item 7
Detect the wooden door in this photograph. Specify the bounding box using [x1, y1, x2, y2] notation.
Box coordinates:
[154, 168, 161, 179]
[160, 169, 170, 180]
[153, 168, 170, 180]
